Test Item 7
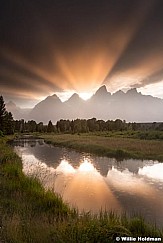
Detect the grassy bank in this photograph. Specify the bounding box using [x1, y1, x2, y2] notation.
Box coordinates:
[0, 136, 163, 242]
[41, 132, 163, 162]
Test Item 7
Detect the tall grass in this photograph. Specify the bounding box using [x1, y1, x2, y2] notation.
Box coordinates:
[41, 133, 163, 162]
[0, 137, 163, 242]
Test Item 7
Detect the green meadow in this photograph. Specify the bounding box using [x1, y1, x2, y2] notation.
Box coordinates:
[41, 131, 163, 162]
[1, 135, 163, 242]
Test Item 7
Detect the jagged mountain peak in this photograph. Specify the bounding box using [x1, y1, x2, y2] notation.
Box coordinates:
[69, 93, 80, 100]
[65, 93, 83, 106]
[92, 85, 111, 102]
[14, 85, 163, 123]
[95, 85, 108, 95]
[113, 90, 125, 96]
[46, 94, 60, 100]
[41, 94, 61, 103]
[33, 94, 62, 111]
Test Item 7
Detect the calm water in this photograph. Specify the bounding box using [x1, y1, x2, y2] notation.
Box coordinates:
[13, 138, 163, 227]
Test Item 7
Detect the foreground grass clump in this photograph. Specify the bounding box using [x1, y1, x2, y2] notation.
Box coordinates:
[0, 137, 163, 243]
[41, 133, 163, 162]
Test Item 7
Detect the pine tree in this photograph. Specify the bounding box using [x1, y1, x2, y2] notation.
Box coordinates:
[3, 112, 14, 135]
[47, 120, 54, 133]
[0, 95, 14, 134]
[0, 95, 7, 132]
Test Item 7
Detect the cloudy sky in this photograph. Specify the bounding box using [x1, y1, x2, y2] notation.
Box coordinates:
[0, 0, 163, 107]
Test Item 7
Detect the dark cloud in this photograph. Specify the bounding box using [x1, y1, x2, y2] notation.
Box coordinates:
[0, 0, 163, 106]
[132, 69, 163, 88]
[0, 52, 62, 92]
[105, 0, 163, 80]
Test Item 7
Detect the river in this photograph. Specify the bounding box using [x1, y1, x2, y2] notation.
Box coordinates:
[12, 138, 163, 227]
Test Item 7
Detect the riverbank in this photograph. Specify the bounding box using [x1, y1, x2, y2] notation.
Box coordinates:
[40, 132, 163, 162]
[1, 136, 163, 242]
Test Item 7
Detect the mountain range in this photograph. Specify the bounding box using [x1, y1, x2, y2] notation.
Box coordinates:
[6, 85, 163, 123]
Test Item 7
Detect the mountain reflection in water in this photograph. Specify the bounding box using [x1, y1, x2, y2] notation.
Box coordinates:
[138, 163, 163, 181]
[21, 154, 121, 212]
[14, 140, 163, 226]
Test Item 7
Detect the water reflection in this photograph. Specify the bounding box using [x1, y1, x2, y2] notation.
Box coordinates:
[56, 159, 75, 174]
[13, 139, 163, 226]
[21, 154, 57, 190]
[139, 163, 163, 181]
[59, 159, 121, 212]
[20, 153, 121, 213]
[107, 167, 156, 197]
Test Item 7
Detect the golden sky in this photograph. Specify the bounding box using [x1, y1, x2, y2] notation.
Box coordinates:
[0, 0, 163, 107]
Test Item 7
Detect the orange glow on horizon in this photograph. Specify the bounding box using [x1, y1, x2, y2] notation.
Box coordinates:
[0, 0, 160, 102]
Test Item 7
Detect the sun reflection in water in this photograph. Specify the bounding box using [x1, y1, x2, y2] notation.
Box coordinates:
[20, 154, 121, 213]
[56, 159, 75, 174]
[55, 159, 121, 213]
[18, 151, 163, 214]
[14, 143, 163, 226]
[78, 159, 97, 173]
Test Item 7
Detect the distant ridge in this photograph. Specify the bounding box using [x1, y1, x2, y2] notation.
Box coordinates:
[6, 101, 32, 120]
[6, 85, 163, 123]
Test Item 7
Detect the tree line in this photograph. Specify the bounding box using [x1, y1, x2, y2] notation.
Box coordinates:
[13, 118, 163, 134]
[55, 118, 163, 133]
[0, 95, 163, 135]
